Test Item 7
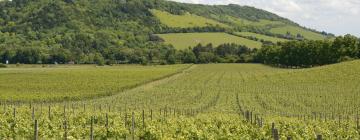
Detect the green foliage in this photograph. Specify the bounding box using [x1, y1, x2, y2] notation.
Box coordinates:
[256, 35, 360, 67]
[0, 0, 329, 65]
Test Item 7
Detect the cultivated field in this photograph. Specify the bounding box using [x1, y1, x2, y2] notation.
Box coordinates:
[157, 32, 263, 49]
[0, 65, 190, 102]
[0, 61, 360, 139]
[235, 32, 289, 43]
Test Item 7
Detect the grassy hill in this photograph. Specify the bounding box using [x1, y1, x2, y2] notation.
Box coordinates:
[157, 33, 263, 49]
[235, 32, 289, 43]
[0, 0, 333, 64]
[270, 25, 326, 40]
[150, 9, 229, 28]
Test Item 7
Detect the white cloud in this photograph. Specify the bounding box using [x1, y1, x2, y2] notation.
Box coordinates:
[170, 0, 360, 36]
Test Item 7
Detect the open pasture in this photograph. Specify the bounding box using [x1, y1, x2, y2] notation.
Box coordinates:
[157, 32, 263, 49]
[235, 32, 289, 43]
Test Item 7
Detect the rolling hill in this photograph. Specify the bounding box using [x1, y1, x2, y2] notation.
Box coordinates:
[0, 0, 333, 64]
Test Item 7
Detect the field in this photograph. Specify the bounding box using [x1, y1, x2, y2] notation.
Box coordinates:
[235, 32, 289, 43]
[157, 33, 263, 49]
[0, 61, 359, 139]
[150, 9, 229, 28]
[224, 15, 285, 27]
[0, 65, 190, 102]
[270, 25, 326, 40]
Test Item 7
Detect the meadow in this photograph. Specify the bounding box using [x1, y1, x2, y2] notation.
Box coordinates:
[235, 32, 289, 43]
[270, 25, 326, 40]
[157, 33, 263, 49]
[0, 61, 359, 139]
[150, 9, 229, 28]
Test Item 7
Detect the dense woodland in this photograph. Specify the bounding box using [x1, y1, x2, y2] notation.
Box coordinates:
[0, 0, 357, 67]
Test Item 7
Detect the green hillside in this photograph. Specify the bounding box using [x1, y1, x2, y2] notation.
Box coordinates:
[0, 0, 333, 64]
[270, 26, 326, 40]
[150, 9, 229, 28]
[157, 33, 263, 49]
[235, 32, 289, 43]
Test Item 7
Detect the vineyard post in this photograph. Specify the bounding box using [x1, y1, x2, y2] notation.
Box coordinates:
[63, 105, 66, 118]
[64, 120, 68, 140]
[272, 128, 279, 140]
[125, 112, 128, 127]
[34, 119, 38, 140]
[316, 135, 322, 140]
[90, 116, 94, 140]
[13, 107, 16, 118]
[287, 136, 291, 140]
[150, 109, 153, 120]
[250, 111, 253, 124]
[142, 110, 145, 128]
[32, 107, 35, 120]
[106, 113, 109, 138]
[48, 106, 51, 120]
[83, 104, 86, 112]
[356, 115, 359, 130]
[132, 112, 135, 140]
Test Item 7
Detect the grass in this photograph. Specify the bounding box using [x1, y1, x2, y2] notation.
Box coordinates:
[225, 15, 285, 27]
[0, 64, 190, 102]
[270, 25, 326, 40]
[157, 32, 263, 49]
[235, 32, 289, 43]
[150, 9, 229, 28]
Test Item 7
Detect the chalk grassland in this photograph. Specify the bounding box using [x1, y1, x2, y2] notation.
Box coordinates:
[270, 25, 326, 40]
[150, 9, 230, 28]
[0, 61, 359, 139]
[157, 32, 263, 49]
[235, 32, 289, 43]
[223, 15, 285, 27]
[0, 64, 190, 102]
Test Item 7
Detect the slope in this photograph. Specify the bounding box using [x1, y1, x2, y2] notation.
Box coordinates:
[157, 32, 263, 49]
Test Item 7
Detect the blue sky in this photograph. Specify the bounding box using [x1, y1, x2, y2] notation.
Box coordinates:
[170, 0, 360, 37]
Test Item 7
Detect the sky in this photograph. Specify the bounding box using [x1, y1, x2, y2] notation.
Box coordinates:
[170, 0, 360, 37]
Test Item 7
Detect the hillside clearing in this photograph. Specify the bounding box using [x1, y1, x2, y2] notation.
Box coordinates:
[270, 25, 326, 40]
[235, 32, 289, 43]
[150, 9, 229, 28]
[157, 32, 263, 49]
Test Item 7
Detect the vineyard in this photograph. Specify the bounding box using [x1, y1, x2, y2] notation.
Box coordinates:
[1, 61, 360, 139]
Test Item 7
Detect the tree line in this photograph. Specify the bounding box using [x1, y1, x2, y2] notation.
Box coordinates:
[256, 35, 360, 67]
[1, 34, 359, 67]
[0, 42, 254, 65]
